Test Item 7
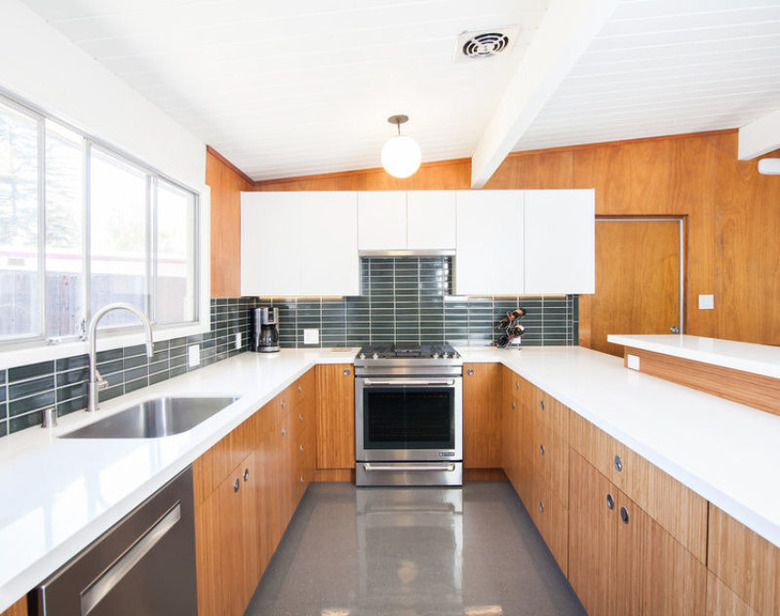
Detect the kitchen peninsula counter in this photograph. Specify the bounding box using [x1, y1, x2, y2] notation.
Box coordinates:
[2, 345, 780, 611]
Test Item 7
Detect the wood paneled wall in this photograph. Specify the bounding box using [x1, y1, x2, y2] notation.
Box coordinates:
[207, 146, 254, 297]
[215, 130, 780, 346]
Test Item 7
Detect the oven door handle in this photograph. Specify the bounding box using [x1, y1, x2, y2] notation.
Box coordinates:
[362, 463, 457, 473]
[361, 379, 456, 387]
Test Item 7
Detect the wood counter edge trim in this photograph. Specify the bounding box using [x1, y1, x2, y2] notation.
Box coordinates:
[623, 347, 780, 417]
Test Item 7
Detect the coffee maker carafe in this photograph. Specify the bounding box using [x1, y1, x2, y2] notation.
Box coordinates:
[253, 307, 280, 352]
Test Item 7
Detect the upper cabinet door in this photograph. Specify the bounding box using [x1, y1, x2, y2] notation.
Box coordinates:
[524, 190, 595, 294]
[407, 191, 456, 250]
[241, 192, 301, 297]
[358, 192, 407, 250]
[298, 192, 359, 296]
[456, 190, 524, 295]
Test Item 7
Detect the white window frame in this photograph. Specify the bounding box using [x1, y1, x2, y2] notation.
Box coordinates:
[0, 93, 210, 369]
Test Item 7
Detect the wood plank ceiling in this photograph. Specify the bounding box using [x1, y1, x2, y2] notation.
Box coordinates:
[16, 0, 780, 183]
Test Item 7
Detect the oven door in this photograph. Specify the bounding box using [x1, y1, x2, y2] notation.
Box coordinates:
[355, 376, 463, 463]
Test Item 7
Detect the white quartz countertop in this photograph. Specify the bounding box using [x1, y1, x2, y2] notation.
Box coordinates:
[2, 344, 780, 611]
[607, 334, 780, 378]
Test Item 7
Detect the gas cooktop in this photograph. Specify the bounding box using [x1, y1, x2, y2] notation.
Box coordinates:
[356, 344, 460, 361]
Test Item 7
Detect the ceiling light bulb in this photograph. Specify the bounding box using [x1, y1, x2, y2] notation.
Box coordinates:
[381, 114, 422, 179]
[381, 135, 421, 178]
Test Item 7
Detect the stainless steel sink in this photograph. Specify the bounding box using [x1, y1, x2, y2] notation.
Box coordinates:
[61, 396, 239, 439]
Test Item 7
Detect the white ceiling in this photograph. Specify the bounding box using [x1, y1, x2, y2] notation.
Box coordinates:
[18, 0, 780, 183]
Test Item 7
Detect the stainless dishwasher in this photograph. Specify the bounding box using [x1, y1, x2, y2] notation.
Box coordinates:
[35, 466, 198, 616]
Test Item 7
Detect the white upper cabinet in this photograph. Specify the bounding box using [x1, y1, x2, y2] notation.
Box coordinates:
[406, 191, 457, 250]
[357, 192, 407, 250]
[456, 190, 524, 295]
[358, 191, 457, 251]
[241, 192, 359, 296]
[523, 189, 595, 294]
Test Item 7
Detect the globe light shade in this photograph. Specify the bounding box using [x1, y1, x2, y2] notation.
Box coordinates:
[381, 135, 422, 178]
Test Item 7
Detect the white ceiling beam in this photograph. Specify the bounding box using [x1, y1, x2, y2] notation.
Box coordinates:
[738, 108, 780, 160]
[470, 0, 621, 189]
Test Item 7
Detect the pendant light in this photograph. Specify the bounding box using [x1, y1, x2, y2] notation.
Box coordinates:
[381, 115, 421, 178]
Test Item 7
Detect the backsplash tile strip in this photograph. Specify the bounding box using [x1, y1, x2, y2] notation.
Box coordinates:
[261, 256, 577, 350]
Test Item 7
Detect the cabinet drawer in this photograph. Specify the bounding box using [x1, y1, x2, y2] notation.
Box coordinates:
[193, 418, 252, 504]
[708, 504, 780, 616]
[531, 482, 568, 577]
[570, 412, 707, 562]
[531, 423, 569, 507]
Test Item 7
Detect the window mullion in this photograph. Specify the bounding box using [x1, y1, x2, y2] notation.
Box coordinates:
[37, 116, 46, 342]
[83, 141, 92, 336]
[148, 175, 156, 321]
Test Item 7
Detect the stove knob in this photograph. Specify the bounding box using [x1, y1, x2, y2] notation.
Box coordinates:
[372, 352, 379, 360]
[432, 352, 440, 359]
[359, 353, 366, 360]
[442, 352, 449, 359]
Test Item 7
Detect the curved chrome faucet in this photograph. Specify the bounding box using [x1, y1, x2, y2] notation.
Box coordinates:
[88, 303, 154, 413]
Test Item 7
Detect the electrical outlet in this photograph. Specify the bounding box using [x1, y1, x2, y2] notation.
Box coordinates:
[188, 344, 200, 367]
[698, 294, 715, 310]
[235, 332, 242, 350]
[303, 328, 319, 345]
[626, 354, 640, 371]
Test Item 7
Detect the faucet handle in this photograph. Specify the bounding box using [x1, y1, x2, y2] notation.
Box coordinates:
[95, 369, 109, 391]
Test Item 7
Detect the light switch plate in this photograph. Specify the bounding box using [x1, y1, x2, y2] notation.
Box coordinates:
[698, 294, 715, 310]
[303, 328, 319, 345]
[626, 354, 640, 371]
[188, 344, 200, 367]
[235, 333, 242, 350]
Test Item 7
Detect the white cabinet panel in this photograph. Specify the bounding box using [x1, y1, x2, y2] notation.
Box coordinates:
[407, 191, 456, 250]
[241, 192, 301, 297]
[456, 190, 524, 295]
[241, 192, 359, 296]
[358, 192, 406, 250]
[524, 190, 595, 294]
[298, 192, 359, 296]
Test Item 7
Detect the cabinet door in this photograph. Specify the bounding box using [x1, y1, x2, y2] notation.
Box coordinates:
[240, 192, 301, 296]
[1, 598, 27, 616]
[523, 189, 595, 294]
[317, 364, 355, 469]
[407, 191, 456, 250]
[298, 192, 359, 296]
[358, 191, 407, 250]
[463, 363, 503, 468]
[455, 190, 524, 295]
[568, 450, 617, 616]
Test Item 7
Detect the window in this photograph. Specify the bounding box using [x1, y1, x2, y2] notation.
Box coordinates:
[0, 94, 201, 350]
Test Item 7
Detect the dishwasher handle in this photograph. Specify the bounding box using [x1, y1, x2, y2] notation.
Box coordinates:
[81, 503, 182, 615]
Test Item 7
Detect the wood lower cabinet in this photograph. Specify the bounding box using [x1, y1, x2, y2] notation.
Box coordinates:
[707, 504, 780, 616]
[0, 598, 27, 616]
[568, 450, 706, 616]
[463, 362, 503, 469]
[706, 571, 760, 616]
[317, 364, 355, 471]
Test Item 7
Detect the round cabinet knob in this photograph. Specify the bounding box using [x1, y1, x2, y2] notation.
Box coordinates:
[515, 381, 519, 390]
[539, 501, 545, 513]
[620, 506, 630, 525]
[614, 455, 623, 472]
[281, 399, 286, 409]
[281, 426, 286, 436]
[243, 468, 250, 482]
[606, 493, 615, 510]
[300, 476, 305, 484]
[467, 368, 475, 376]
[540, 400, 545, 411]
[511, 402, 516, 410]
[344, 368, 352, 376]
[233, 479, 240, 493]
[298, 384, 303, 393]
[299, 444, 304, 452]
[299, 413, 303, 422]
[540, 444, 545, 456]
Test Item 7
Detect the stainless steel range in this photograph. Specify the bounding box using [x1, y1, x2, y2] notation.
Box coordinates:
[354, 344, 463, 487]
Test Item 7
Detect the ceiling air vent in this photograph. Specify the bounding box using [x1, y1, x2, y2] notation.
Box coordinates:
[455, 28, 518, 63]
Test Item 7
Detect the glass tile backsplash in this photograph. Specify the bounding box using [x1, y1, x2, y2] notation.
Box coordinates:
[0, 297, 257, 438]
[0, 257, 578, 439]
[263, 256, 578, 349]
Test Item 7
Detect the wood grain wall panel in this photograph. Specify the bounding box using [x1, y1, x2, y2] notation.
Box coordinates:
[485, 150, 574, 189]
[206, 147, 254, 297]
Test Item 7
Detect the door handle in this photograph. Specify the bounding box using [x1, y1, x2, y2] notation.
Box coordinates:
[362, 379, 456, 387]
[362, 463, 457, 473]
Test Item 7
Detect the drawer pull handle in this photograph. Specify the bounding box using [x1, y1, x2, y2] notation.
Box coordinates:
[614, 455, 623, 472]
[234, 479, 240, 493]
[467, 368, 475, 376]
[620, 506, 630, 524]
[606, 493, 615, 510]
[243, 468, 249, 482]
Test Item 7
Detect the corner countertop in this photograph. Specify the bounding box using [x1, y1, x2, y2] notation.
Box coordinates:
[606, 334, 780, 379]
[2, 345, 780, 611]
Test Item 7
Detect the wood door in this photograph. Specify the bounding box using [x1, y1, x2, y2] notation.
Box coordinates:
[316, 364, 355, 470]
[568, 450, 617, 616]
[463, 362, 503, 468]
[581, 218, 682, 357]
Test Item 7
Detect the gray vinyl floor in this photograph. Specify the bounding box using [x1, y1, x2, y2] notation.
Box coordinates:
[244, 481, 587, 616]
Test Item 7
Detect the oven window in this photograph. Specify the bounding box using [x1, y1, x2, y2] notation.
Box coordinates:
[363, 387, 455, 449]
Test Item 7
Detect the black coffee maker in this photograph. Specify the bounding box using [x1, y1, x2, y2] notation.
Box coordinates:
[253, 307, 280, 352]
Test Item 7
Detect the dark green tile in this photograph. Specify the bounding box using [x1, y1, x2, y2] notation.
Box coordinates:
[57, 396, 87, 416]
[10, 391, 55, 416]
[9, 361, 54, 382]
[56, 355, 89, 371]
[9, 376, 54, 400]
[10, 411, 43, 433]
